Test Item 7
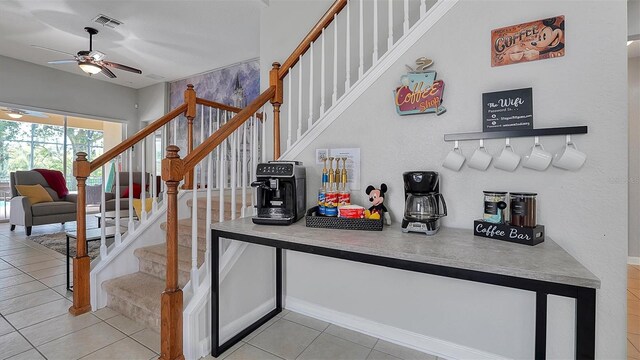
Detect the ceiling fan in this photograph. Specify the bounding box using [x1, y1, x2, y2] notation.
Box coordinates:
[1, 108, 48, 119]
[33, 27, 142, 79]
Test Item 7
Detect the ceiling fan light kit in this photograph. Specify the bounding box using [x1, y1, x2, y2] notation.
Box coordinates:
[38, 26, 142, 79]
[78, 61, 102, 75]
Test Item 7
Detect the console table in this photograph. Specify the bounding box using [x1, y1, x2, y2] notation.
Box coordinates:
[211, 218, 600, 359]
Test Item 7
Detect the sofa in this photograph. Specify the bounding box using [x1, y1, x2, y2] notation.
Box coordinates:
[103, 172, 153, 212]
[9, 171, 78, 236]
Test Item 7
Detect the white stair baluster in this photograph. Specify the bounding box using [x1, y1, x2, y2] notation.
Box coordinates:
[420, 0, 427, 16]
[308, 42, 314, 130]
[345, 0, 351, 90]
[373, 0, 379, 63]
[287, 75, 292, 149]
[128, 149, 134, 231]
[320, 29, 326, 116]
[206, 146, 213, 273]
[152, 130, 158, 213]
[241, 122, 248, 217]
[251, 116, 257, 213]
[200, 105, 205, 188]
[388, 0, 394, 49]
[172, 117, 178, 145]
[332, 14, 338, 104]
[115, 155, 121, 245]
[231, 131, 237, 221]
[359, 0, 364, 78]
[191, 165, 199, 291]
[297, 59, 303, 139]
[100, 165, 107, 257]
[261, 107, 267, 161]
[141, 138, 147, 221]
[403, 0, 409, 34]
[161, 125, 168, 203]
[219, 112, 226, 223]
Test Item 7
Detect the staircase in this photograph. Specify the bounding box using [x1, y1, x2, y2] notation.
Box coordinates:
[68, 1, 459, 359]
[102, 193, 242, 332]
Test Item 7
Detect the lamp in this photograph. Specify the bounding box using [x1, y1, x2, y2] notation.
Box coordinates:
[7, 112, 22, 119]
[78, 61, 102, 75]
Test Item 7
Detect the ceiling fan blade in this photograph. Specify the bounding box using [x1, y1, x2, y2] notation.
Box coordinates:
[24, 110, 48, 118]
[101, 66, 117, 79]
[48, 59, 78, 64]
[103, 61, 142, 74]
[89, 50, 106, 61]
[31, 45, 76, 57]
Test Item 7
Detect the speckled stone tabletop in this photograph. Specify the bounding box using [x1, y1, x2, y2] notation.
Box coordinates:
[212, 218, 600, 289]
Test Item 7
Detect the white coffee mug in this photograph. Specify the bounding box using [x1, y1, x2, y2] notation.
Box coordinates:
[553, 136, 586, 170]
[468, 140, 492, 171]
[494, 139, 520, 172]
[442, 141, 466, 171]
[522, 137, 552, 171]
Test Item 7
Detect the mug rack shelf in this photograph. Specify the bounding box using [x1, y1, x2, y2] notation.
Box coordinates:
[443, 126, 588, 142]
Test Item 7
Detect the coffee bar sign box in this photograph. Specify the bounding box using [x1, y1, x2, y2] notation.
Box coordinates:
[474, 220, 545, 246]
[482, 88, 533, 132]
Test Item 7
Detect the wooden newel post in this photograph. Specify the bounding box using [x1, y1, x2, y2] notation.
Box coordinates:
[184, 84, 197, 189]
[69, 152, 91, 315]
[270, 62, 283, 160]
[160, 145, 185, 360]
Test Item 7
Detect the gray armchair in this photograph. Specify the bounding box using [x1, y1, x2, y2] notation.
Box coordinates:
[103, 172, 153, 212]
[9, 171, 78, 236]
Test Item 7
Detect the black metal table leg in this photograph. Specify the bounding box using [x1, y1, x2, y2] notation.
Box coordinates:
[66, 235, 72, 292]
[576, 287, 596, 360]
[535, 292, 547, 359]
[212, 232, 220, 357]
[211, 231, 283, 358]
[276, 248, 283, 311]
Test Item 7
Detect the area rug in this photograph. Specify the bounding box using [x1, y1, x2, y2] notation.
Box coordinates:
[29, 231, 114, 260]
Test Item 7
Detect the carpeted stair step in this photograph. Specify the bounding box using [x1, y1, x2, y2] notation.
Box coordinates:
[102, 272, 165, 333]
[186, 196, 246, 222]
[160, 219, 207, 251]
[134, 243, 204, 288]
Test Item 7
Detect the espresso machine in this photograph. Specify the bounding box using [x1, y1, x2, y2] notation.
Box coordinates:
[251, 161, 306, 225]
[402, 171, 447, 235]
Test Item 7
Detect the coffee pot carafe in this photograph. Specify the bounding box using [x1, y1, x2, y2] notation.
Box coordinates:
[401, 171, 447, 235]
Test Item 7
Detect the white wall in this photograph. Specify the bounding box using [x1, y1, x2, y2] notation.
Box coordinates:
[0, 55, 138, 133]
[631, 56, 640, 259]
[261, 1, 628, 358]
[631, 0, 640, 39]
[137, 82, 169, 123]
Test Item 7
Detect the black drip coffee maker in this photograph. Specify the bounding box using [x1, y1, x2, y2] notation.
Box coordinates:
[251, 161, 306, 225]
[402, 171, 447, 235]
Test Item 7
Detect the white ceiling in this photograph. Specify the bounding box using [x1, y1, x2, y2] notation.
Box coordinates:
[0, 0, 264, 89]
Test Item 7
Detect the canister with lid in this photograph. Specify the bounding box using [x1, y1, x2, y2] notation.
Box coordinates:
[510, 192, 537, 227]
[483, 191, 508, 224]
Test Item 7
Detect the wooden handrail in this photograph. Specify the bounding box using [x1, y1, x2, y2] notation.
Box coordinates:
[89, 103, 188, 173]
[278, 0, 347, 79]
[182, 86, 275, 172]
[196, 98, 264, 121]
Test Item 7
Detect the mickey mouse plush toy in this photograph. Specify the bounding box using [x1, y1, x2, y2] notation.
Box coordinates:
[365, 183, 391, 225]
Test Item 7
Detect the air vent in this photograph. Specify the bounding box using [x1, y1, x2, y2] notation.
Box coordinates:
[146, 74, 165, 80]
[93, 14, 123, 28]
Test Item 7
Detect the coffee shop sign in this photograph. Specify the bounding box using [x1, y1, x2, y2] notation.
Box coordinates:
[394, 57, 446, 116]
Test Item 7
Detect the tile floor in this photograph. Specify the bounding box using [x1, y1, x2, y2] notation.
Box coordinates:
[629, 265, 640, 359]
[0, 220, 440, 360]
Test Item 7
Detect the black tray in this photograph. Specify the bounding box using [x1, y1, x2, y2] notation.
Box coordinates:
[305, 206, 383, 231]
[473, 220, 544, 246]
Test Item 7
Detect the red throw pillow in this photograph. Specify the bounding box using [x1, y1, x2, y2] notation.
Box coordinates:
[121, 183, 142, 199]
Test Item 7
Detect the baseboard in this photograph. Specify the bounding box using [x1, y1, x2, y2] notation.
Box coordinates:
[285, 296, 508, 360]
[220, 298, 274, 344]
[629, 257, 640, 265]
